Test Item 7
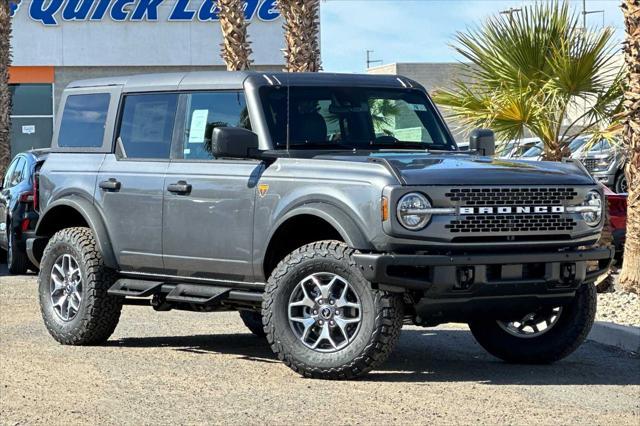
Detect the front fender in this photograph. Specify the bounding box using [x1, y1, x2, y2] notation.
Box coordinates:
[272, 202, 373, 251]
[36, 196, 118, 269]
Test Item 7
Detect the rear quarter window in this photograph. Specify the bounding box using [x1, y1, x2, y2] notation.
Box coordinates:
[58, 94, 110, 148]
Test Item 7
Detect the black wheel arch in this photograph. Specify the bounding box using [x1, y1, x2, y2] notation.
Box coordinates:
[34, 196, 118, 269]
[259, 202, 374, 281]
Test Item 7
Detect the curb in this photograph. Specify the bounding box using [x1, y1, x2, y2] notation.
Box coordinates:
[588, 321, 640, 354]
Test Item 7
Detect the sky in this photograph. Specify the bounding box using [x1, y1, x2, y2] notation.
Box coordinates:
[320, 0, 627, 73]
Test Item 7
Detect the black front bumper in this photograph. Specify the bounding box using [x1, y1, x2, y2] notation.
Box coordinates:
[354, 247, 614, 323]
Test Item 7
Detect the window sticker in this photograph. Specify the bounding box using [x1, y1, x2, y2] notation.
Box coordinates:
[409, 104, 427, 112]
[188, 109, 209, 143]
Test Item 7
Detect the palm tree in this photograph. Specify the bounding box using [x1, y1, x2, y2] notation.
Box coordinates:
[619, 0, 640, 294]
[218, 0, 253, 71]
[0, 1, 13, 179]
[432, 2, 624, 161]
[277, 0, 321, 72]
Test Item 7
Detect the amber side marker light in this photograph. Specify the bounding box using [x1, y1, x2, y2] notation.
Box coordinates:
[382, 196, 390, 221]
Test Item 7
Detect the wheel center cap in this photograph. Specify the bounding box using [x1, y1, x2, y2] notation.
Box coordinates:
[320, 306, 333, 319]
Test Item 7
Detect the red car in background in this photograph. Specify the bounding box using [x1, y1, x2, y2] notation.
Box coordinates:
[603, 185, 627, 261]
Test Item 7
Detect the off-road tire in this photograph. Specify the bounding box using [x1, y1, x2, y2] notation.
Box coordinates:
[468, 283, 596, 364]
[39, 227, 122, 345]
[7, 228, 29, 275]
[239, 310, 266, 337]
[263, 241, 403, 380]
[614, 172, 628, 194]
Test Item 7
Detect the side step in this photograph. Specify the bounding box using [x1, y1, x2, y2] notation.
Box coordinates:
[165, 284, 231, 306]
[108, 279, 164, 297]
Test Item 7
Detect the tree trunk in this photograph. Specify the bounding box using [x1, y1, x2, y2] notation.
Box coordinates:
[0, 1, 12, 179]
[619, 0, 640, 294]
[277, 0, 321, 72]
[218, 0, 253, 71]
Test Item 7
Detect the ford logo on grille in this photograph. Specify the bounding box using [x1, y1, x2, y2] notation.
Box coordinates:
[459, 206, 566, 214]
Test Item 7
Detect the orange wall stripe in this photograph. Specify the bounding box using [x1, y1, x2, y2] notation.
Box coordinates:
[8, 66, 55, 84]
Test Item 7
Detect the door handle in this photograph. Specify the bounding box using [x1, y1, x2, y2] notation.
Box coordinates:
[99, 179, 121, 191]
[167, 181, 192, 195]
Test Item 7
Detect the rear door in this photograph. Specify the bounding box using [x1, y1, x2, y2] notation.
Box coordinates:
[162, 91, 260, 282]
[95, 93, 178, 274]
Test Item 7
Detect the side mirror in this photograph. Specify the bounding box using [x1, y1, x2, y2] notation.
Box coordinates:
[469, 128, 495, 156]
[210, 127, 259, 159]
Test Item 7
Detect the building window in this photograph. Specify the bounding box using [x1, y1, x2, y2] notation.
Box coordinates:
[9, 83, 55, 156]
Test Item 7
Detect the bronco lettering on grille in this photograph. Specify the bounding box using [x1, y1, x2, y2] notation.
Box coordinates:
[459, 206, 566, 215]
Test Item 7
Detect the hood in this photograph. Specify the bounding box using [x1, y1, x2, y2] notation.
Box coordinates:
[314, 152, 595, 186]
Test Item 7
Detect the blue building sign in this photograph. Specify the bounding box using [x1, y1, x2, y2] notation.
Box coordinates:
[11, 0, 280, 26]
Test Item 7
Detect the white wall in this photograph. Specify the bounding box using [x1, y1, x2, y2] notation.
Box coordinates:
[11, 0, 285, 66]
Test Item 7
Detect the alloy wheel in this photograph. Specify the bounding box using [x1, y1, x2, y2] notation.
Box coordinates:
[50, 254, 83, 321]
[288, 272, 362, 352]
[497, 307, 563, 338]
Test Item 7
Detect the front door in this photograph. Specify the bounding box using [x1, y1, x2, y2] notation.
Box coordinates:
[95, 92, 178, 274]
[162, 91, 259, 282]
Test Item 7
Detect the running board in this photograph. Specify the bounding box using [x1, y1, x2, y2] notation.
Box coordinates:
[108, 279, 164, 297]
[165, 284, 231, 306]
[108, 279, 262, 306]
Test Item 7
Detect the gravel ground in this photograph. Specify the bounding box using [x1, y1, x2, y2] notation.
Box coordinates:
[1, 271, 639, 425]
[595, 271, 640, 327]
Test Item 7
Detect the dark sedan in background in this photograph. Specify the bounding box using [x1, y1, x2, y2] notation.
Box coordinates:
[0, 149, 48, 274]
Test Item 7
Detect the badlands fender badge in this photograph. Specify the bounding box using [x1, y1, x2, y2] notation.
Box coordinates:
[258, 184, 270, 198]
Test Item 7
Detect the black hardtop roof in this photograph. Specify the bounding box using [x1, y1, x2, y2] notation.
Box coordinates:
[66, 71, 423, 93]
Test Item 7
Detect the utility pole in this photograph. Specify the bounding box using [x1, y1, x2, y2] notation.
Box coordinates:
[499, 7, 522, 24]
[366, 50, 383, 69]
[582, 0, 605, 29]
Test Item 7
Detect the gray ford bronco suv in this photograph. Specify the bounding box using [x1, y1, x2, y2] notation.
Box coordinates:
[30, 71, 612, 379]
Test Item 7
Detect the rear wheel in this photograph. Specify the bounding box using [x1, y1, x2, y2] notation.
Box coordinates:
[7, 226, 29, 275]
[263, 241, 403, 379]
[39, 227, 122, 345]
[469, 283, 596, 363]
[239, 310, 266, 337]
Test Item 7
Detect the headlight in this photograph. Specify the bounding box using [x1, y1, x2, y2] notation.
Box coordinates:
[582, 190, 603, 227]
[397, 193, 431, 230]
[594, 154, 614, 171]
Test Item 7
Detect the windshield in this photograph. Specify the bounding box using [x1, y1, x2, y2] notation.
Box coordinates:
[568, 137, 588, 153]
[522, 143, 543, 158]
[260, 86, 455, 150]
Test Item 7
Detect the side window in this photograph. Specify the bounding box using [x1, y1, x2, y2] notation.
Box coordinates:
[58, 94, 110, 148]
[9, 158, 25, 187]
[3, 158, 19, 188]
[117, 93, 178, 160]
[180, 91, 250, 160]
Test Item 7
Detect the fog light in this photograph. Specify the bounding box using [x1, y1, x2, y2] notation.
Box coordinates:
[560, 263, 577, 283]
[455, 266, 475, 290]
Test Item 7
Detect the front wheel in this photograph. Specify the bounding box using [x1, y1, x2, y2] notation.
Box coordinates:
[263, 241, 403, 380]
[615, 172, 628, 194]
[468, 283, 596, 364]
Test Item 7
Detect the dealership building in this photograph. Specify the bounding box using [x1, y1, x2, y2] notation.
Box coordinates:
[8, 0, 285, 156]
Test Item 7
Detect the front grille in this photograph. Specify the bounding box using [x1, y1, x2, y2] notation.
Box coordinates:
[444, 187, 577, 206]
[443, 187, 579, 236]
[581, 158, 598, 172]
[445, 214, 577, 233]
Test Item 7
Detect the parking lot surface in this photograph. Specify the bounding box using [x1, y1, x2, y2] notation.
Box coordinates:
[1, 270, 639, 425]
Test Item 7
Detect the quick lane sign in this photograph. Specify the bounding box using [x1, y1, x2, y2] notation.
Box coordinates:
[10, 0, 280, 26]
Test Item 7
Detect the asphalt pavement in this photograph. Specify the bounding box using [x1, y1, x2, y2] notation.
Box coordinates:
[1, 268, 638, 425]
